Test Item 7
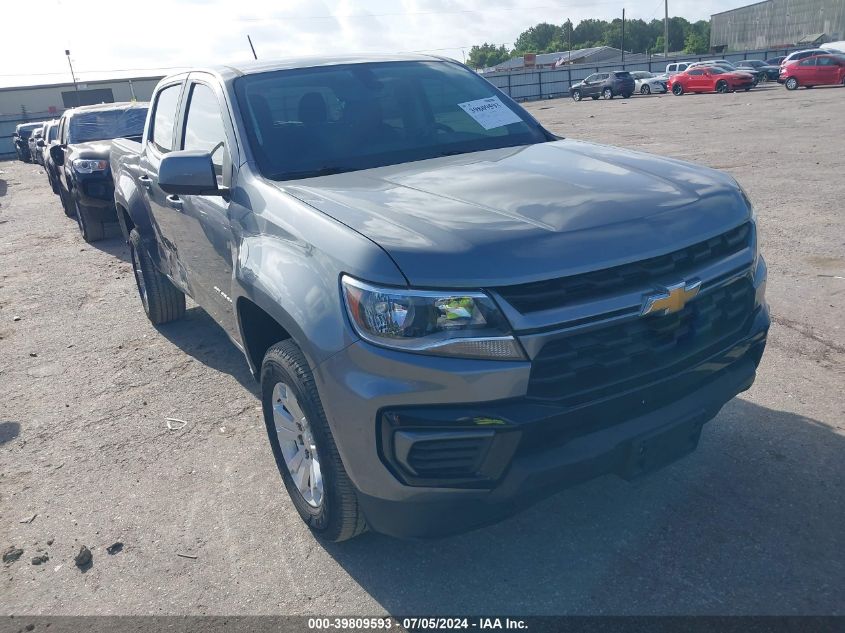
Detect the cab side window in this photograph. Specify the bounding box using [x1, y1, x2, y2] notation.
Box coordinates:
[151, 84, 182, 153]
[182, 83, 228, 181]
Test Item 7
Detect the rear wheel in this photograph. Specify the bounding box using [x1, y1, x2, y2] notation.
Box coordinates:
[261, 340, 367, 542]
[571, 89, 582, 102]
[716, 80, 729, 93]
[602, 87, 613, 100]
[641, 84, 651, 95]
[785, 77, 798, 90]
[672, 83, 684, 96]
[128, 229, 185, 325]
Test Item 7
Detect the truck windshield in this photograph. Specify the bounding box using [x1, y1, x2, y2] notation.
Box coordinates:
[68, 108, 148, 143]
[235, 61, 549, 181]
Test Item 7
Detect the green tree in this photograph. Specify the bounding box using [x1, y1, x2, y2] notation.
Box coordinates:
[684, 31, 709, 54]
[513, 22, 563, 53]
[467, 43, 511, 69]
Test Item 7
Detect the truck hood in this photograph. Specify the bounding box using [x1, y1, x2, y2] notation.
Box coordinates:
[68, 141, 114, 160]
[281, 139, 750, 287]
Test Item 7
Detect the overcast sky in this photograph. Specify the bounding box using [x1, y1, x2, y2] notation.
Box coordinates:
[0, 0, 747, 87]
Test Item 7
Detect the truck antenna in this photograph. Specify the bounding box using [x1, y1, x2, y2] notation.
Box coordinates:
[247, 35, 258, 60]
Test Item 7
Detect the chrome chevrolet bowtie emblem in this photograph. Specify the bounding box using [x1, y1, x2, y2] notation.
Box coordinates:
[640, 280, 702, 317]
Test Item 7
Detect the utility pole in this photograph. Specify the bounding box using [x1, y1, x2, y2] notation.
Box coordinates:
[664, 0, 669, 57]
[65, 49, 80, 107]
[621, 8, 625, 63]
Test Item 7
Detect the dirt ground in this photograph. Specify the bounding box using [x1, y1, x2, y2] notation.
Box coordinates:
[1, 83, 844, 616]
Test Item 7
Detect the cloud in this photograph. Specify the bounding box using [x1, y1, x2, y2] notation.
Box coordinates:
[0, 0, 747, 87]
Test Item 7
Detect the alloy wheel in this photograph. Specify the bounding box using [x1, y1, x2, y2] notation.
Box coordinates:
[130, 241, 150, 314]
[272, 381, 323, 508]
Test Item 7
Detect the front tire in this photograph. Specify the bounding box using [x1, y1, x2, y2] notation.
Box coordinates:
[128, 229, 185, 325]
[74, 198, 106, 243]
[672, 83, 684, 96]
[602, 87, 613, 100]
[785, 77, 798, 90]
[261, 340, 367, 542]
[571, 89, 582, 102]
[641, 84, 651, 95]
[59, 188, 76, 218]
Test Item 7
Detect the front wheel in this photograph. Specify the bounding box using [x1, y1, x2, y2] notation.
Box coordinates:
[58, 188, 76, 218]
[128, 229, 185, 325]
[74, 199, 106, 243]
[785, 77, 798, 90]
[261, 340, 367, 542]
[602, 87, 613, 100]
[641, 84, 651, 95]
[571, 89, 582, 102]
[672, 83, 684, 96]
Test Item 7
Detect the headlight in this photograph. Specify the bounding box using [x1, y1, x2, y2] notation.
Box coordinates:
[72, 159, 108, 174]
[341, 275, 525, 361]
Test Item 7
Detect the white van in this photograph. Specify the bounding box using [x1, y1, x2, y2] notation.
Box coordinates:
[665, 62, 691, 75]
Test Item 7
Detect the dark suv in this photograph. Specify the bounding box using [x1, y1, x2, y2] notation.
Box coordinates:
[570, 71, 635, 101]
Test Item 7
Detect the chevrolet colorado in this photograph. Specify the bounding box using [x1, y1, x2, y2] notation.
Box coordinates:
[110, 56, 768, 541]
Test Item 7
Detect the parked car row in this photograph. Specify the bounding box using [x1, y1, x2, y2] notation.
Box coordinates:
[570, 49, 845, 102]
[16, 102, 150, 242]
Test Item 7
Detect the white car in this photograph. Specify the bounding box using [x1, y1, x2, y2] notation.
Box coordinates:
[630, 71, 667, 94]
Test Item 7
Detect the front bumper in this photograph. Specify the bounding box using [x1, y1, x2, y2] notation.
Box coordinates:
[316, 284, 769, 538]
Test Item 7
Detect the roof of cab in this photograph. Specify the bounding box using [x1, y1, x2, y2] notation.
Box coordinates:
[66, 101, 149, 114]
[186, 53, 447, 82]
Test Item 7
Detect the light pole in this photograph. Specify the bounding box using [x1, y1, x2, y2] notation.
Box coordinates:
[65, 49, 80, 107]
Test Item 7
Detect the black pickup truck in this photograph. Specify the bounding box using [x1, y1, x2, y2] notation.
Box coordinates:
[50, 102, 148, 242]
[111, 56, 768, 541]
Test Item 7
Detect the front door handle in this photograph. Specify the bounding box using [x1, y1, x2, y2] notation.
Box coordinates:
[166, 194, 183, 210]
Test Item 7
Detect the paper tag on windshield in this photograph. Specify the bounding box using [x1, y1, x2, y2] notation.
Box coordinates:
[457, 97, 522, 130]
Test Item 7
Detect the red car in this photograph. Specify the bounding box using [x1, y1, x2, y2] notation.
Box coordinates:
[781, 54, 845, 90]
[669, 67, 754, 95]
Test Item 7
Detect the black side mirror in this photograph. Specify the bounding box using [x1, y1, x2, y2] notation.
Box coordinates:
[50, 144, 66, 166]
[158, 150, 224, 196]
[37, 139, 45, 147]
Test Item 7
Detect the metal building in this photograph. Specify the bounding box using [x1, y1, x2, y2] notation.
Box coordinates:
[711, 0, 845, 51]
[0, 75, 162, 158]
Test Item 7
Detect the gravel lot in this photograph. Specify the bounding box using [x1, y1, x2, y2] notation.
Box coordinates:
[1, 84, 844, 616]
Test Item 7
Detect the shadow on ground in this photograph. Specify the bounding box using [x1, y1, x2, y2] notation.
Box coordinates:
[156, 306, 257, 395]
[0, 421, 20, 444]
[322, 399, 845, 615]
[85, 234, 130, 263]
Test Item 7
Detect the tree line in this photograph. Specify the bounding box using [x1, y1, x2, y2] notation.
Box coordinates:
[467, 17, 711, 69]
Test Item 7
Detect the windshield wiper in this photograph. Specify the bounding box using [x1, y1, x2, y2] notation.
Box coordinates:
[272, 166, 348, 181]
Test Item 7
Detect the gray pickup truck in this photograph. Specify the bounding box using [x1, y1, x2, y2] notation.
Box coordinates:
[110, 55, 769, 541]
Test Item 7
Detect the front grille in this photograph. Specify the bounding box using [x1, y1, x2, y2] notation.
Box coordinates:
[528, 277, 755, 403]
[496, 223, 751, 314]
[406, 436, 491, 477]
